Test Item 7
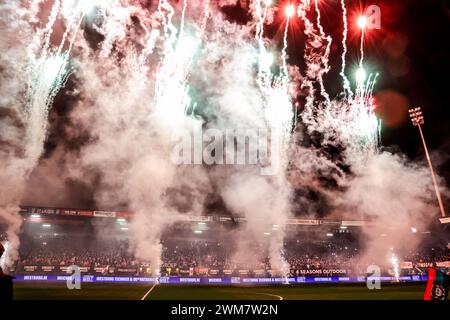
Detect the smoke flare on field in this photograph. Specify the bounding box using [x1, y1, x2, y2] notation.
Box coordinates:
[0, 1, 447, 274]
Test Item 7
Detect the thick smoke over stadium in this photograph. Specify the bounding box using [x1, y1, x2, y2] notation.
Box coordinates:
[0, 0, 447, 277]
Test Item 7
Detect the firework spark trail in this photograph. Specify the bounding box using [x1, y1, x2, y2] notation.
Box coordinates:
[39, 0, 61, 56]
[296, 0, 380, 163]
[254, 0, 264, 55]
[200, 0, 211, 32]
[158, 0, 177, 45]
[26, 0, 89, 163]
[351, 17, 380, 159]
[60, 5, 89, 56]
[257, 1, 270, 42]
[256, 2, 293, 135]
[179, 0, 188, 39]
[254, 0, 267, 55]
[253, 1, 293, 142]
[340, 9, 379, 157]
[297, 0, 326, 113]
[313, 0, 332, 104]
[154, 0, 187, 115]
[390, 252, 400, 282]
[340, 0, 352, 96]
[89, 1, 135, 58]
[154, 0, 197, 121]
[253, 0, 291, 124]
[359, 29, 365, 68]
[281, 17, 290, 79]
[57, 1, 83, 54]
[254, 0, 272, 95]
[330, 66, 380, 161]
[346, 72, 380, 158]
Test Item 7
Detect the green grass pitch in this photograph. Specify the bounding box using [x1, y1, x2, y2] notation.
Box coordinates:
[13, 282, 427, 300]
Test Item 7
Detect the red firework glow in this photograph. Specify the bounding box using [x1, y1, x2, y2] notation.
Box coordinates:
[285, 4, 295, 18]
[357, 15, 367, 29]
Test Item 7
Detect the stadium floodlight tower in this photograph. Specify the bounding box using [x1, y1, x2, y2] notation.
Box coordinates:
[409, 107, 448, 223]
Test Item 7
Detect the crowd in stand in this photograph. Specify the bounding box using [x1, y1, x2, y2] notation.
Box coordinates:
[19, 236, 137, 269]
[12, 235, 449, 276]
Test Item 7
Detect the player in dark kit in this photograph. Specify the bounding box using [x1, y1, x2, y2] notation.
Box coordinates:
[0, 243, 14, 301]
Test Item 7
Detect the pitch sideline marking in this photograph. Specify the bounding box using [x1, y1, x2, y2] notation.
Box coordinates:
[141, 281, 158, 300]
[252, 292, 284, 300]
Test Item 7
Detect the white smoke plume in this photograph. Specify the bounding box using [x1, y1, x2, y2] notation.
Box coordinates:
[0, 0, 76, 268]
[0, 0, 447, 276]
[63, 0, 294, 275]
[291, 1, 447, 269]
[339, 152, 441, 268]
